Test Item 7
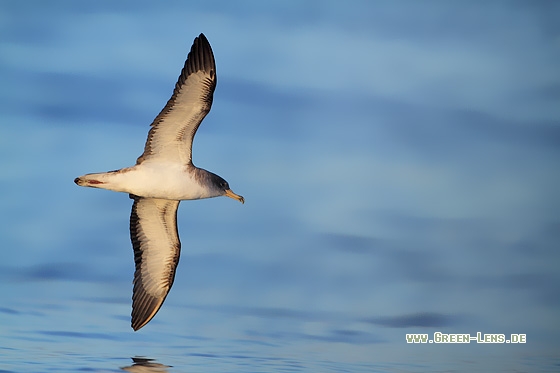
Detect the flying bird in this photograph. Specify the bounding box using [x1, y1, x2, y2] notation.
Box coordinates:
[74, 33, 244, 331]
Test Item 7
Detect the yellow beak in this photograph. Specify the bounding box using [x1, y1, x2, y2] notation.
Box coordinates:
[225, 189, 244, 204]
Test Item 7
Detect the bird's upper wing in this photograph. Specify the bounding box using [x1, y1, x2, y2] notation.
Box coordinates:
[129, 195, 181, 331]
[136, 33, 217, 165]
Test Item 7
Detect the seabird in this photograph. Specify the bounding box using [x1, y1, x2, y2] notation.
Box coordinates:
[74, 33, 244, 331]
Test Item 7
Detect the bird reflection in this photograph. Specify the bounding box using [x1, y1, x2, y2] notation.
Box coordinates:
[121, 357, 170, 372]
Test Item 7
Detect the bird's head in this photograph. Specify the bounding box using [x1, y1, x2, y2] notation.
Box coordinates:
[209, 173, 244, 204]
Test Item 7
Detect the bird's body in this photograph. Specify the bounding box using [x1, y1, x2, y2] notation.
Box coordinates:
[76, 163, 224, 201]
[74, 33, 243, 331]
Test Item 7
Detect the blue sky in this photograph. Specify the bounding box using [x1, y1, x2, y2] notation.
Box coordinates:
[1, 1, 559, 371]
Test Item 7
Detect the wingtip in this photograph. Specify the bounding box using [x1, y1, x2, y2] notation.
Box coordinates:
[131, 309, 154, 331]
[130, 302, 162, 331]
[195, 32, 209, 47]
[184, 32, 215, 78]
[195, 33, 212, 55]
[131, 321, 144, 331]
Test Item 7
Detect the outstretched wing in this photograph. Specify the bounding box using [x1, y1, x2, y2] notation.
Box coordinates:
[129, 195, 181, 331]
[136, 33, 217, 165]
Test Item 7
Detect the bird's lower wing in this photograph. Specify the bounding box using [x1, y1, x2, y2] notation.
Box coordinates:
[129, 195, 181, 331]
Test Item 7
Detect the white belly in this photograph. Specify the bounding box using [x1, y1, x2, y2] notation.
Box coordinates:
[85, 163, 211, 200]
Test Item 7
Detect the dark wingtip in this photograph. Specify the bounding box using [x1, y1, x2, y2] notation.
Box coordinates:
[74, 177, 80, 185]
[131, 312, 148, 331]
[185, 32, 215, 76]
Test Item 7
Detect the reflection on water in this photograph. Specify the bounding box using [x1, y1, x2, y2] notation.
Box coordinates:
[121, 357, 170, 373]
